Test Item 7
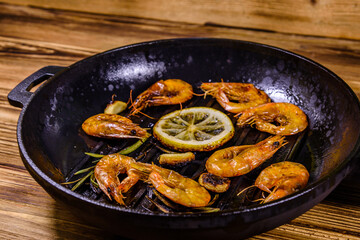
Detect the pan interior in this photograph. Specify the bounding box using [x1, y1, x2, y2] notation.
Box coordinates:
[20, 39, 360, 212]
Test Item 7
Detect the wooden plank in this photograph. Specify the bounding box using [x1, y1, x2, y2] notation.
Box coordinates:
[3, 0, 360, 40]
[1, 3, 359, 93]
[0, 160, 114, 239]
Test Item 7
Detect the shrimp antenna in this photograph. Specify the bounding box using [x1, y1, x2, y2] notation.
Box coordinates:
[128, 90, 157, 119]
[237, 185, 257, 197]
[128, 89, 133, 105]
[202, 89, 210, 99]
[128, 89, 136, 113]
[193, 86, 205, 97]
[238, 186, 269, 203]
[128, 89, 143, 116]
[110, 94, 117, 103]
[199, 81, 216, 99]
[253, 191, 267, 204]
[136, 110, 157, 120]
[192, 92, 205, 97]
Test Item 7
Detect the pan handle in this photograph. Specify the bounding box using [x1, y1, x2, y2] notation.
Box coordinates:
[7, 66, 66, 108]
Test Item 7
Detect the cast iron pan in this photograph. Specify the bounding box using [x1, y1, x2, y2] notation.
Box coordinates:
[7, 38, 360, 239]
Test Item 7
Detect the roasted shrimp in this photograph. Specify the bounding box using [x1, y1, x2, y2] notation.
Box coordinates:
[254, 161, 309, 203]
[94, 153, 140, 205]
[201, 81, 270, 113]
[130, 79, 193, 115]
[82, 113, 149, 139]
[206, 136, 286, 177]
[141, 164, 211, 208]
[236, 102, 308, 135]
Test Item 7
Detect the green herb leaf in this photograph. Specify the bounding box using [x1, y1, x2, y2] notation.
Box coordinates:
[85, 152, 105, 158]
[118, 135, 150, 155]
[71, 170, 94, 191]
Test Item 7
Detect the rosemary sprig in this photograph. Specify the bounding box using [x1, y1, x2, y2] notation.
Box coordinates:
[74, 165, 95, 175]
[207, 194, 220, 206]
[71, 170, 94, 191]
[192, 207, 220, 213]
[60, 178, 82, 185]
[85, 152, 105, 158]
[84, 135, 150, 159]
[66, 135, 150, 191]
[90, 172, 99, 188]
[118, 135, 150, 155]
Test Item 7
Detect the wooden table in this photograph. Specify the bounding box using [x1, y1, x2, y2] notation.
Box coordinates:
[1, 1, 359, 239]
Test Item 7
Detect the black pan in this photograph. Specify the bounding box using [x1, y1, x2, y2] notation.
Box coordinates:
[8, 38, 360, 239]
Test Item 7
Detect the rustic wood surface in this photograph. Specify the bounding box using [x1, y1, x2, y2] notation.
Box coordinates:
[0, 1, 359, 239]
[3, 0, 360, 40]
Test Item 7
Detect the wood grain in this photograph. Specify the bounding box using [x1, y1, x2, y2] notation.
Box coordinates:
[3, 0, 360, 40]
[0, 1, 359, 239]
[1, 4, 359, 87]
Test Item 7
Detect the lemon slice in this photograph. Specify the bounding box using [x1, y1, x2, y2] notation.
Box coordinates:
[153, 107, 234, 151]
